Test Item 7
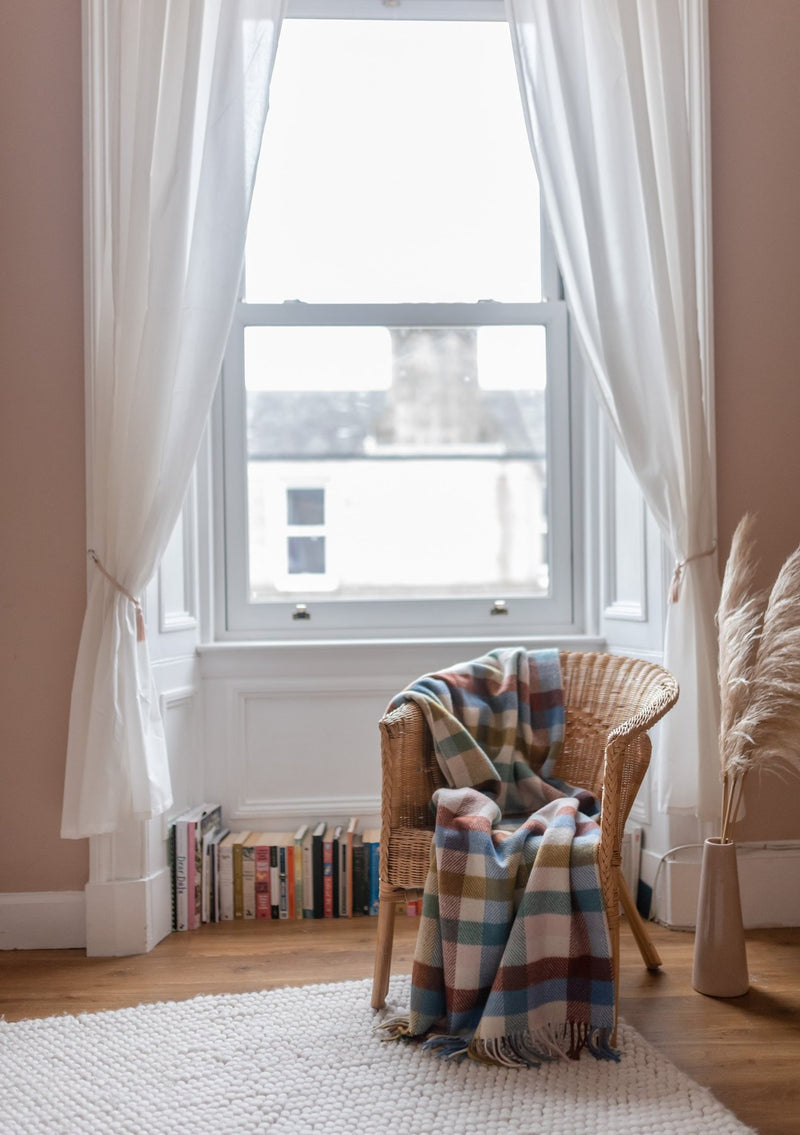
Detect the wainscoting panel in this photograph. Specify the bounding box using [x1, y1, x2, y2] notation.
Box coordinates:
[198, 636, 604, 833]
[159, 685, 201, 816]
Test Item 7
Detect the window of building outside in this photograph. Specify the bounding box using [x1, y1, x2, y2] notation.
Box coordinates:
[218, 0, 575, 639]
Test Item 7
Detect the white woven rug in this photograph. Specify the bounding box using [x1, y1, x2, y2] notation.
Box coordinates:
[0, 975, 755, 1135]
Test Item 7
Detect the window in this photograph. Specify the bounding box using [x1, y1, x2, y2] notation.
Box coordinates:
[219, 0, 575, 639]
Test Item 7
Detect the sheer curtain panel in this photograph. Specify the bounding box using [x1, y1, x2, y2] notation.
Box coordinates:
[62, 0, 285, 838]
[506, 0, 719, 818]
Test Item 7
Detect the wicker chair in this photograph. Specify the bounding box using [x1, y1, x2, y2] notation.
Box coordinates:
[370, 650, 679, 1033]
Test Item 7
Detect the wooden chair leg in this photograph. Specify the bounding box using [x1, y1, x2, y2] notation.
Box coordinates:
[610, 909, 620, 1048]
[619, 872, 662, 970]
[371, 894, 397, 1009]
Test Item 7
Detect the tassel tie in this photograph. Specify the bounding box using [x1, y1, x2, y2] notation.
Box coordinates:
[669, 543, 717, 603]
[88, 549, 146, 641]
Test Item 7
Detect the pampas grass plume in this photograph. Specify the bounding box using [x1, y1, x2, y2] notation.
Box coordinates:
[717, 516, 800, 841]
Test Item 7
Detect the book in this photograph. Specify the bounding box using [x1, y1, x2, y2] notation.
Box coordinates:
[218, 831, 249, 921]
[241, 832, 262, 919]
[293, 824, 308, 920]
[168, 821, 178, 931]
[173, 815, 191, 931]
[362, 828, 381, 916]
[336, 824, 348, 918]
[204, 827, 229, 923]
[351, 833, 368, 916]
[266, 832, 296, 920]
[302, 826, 315, 919]
[254, 835, 272, 920]
[331, 825, 344, 919]
[345, 817, 359, 918]
[270, 843, 281, 920]
[172, 803, 221, 931]
[233, 832, 250, 920]
[311, 821, 327, 919]
[195, 805, 223, 927]
[279, 841, 295, 919]
[323, 829, 334, 919]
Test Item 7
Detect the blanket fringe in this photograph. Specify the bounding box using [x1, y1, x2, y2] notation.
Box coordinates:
[374, 1015, 619, 1067]
[373, 1014, 413, 1041]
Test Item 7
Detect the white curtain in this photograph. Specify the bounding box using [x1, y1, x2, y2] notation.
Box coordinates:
[62, 0, 285, 838]
[506, 0, 720, 818]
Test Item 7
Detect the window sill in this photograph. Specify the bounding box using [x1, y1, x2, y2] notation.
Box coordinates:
[196, 633, 607, 681]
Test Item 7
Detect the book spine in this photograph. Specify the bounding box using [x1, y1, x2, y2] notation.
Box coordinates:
[302, 837, 314, 919]
[242, 845, 256, 919]
[233, 841, 245, 920]
[338, 836, 348, 918]
[346, 832, 354, 918]
[184, 820, 198, 930]
[270, 846, 280, 920]
[168, 822, 177, 931]
[368, 838, 380, 916]
[201, 836, 211, 925]
[255, 844, 271, 920]
[279, 846, 289, 920]
[211, 837, 221, 923]
[312, 833, 324, 919]
[174, 822, 189, 931]
[294, 839, 304, 919]
[323, 838, 334, 919]
[219, 844, 234, 921]
[198, 806, 222, 925]
[286, 846, 296, 920]
[193, 820, 204, 929]
[352, 841, 368, 916]
[332, 833, 340, 919]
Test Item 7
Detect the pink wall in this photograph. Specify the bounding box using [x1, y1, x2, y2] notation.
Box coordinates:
[0, 2, 797, 897]
[710, 0, 800, 840]
[0, 0, 88, 890]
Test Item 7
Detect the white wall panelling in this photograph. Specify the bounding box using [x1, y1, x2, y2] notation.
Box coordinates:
[159, 685, 201, 819]
[198, 635, 605, 834]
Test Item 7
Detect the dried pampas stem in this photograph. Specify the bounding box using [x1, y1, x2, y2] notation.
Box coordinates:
[716, 516, 800, 841]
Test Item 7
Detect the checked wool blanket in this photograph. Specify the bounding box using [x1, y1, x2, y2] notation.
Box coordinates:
[381, 647, 617, 1067]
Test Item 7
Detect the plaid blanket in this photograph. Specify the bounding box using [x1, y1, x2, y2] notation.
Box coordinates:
[381, 647, 617, 1066]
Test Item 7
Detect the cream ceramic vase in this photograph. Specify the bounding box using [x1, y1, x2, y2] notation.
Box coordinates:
[692, 836, 749, 997]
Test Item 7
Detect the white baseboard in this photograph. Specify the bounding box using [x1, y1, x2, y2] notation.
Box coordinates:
[85, 867, 173, 957]
[0, 891, 86, 949]
[1, 868, 174, 955]
[642, 841, 800, 929]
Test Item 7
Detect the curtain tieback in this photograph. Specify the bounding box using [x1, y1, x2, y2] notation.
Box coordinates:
[88, 549, 146, 641]
[669, 543, 717, 604]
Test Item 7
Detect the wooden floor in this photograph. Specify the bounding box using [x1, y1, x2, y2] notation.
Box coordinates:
[2, 918, 798, 1135]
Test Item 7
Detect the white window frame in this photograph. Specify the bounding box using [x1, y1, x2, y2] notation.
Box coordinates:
[215, 0, 581, 642]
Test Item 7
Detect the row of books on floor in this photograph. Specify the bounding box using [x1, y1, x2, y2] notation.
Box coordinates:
[169, 803, 389, 931]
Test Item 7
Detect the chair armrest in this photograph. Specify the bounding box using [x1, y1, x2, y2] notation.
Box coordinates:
[378, 701, 443, 890]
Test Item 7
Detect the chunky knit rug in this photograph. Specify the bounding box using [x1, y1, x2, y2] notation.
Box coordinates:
[0, 975, 754, 1135]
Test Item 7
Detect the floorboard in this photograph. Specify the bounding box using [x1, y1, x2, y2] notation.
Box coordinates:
[1, 919, 798, 1135]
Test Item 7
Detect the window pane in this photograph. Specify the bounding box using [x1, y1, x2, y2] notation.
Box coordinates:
[245, 325, 549, 601]
[245, 19, 541, 303]
[287, 488, 325, 526]
[288, 536, 326, 575]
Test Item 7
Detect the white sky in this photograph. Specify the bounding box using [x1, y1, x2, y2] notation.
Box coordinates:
[245, 18, 546, 391]
[244, 324, 547, 391]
